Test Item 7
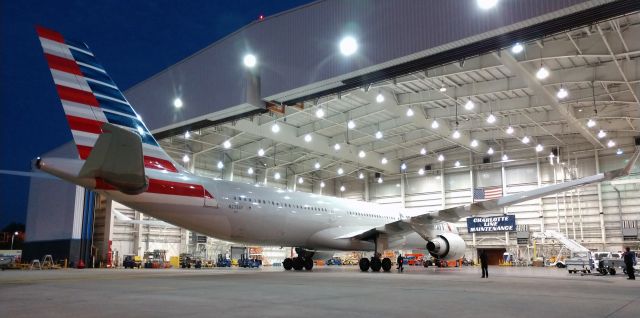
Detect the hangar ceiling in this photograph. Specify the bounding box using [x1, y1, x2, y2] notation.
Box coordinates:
[158, 13, 639, 186]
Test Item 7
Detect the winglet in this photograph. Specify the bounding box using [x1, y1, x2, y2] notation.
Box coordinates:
[621, 148, 640, 176]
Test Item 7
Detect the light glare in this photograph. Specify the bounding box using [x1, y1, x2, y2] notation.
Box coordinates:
[536, 66, 549, 80]
[347, 120, 356, 129]
[223, 140, 231, 149]
[471, 139, 478, 147]
[304, 134, 312, 142]
[339, 36, 358, 56]
[243, 54, 257, 68]
[452, 129, 461, 139]
[557, 87, 568, 99]
[376, 93, 385, 103]
[375, 131, 383, 139]
[358, 150, 366, 158]
[506, 126, 514, 134]
[431, 120, 439, 129]
[511, 43, 523, 54]
[477, 0, 498, 10]
[406, 108, 414, 117]
[173, 98, 183, 108]
[438, 154, 445, 161]
[258, 148, 265, 156]
[487, 114, 496, 123]
[316, 108, 325, 118]
[487, 147, 494, 155]
[271, 123, 280, 133]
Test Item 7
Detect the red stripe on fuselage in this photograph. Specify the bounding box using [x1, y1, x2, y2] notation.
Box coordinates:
[56, 85, 99, 107]
[67, 115, 104, 135]
[74, 145, 178, 173]
[95, 178, 209, 199]
[44, 53, 82, 75]
[36, 26, 64, 43]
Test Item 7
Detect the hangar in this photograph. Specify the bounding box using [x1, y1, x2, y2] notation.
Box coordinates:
[23, 0, 640, 270]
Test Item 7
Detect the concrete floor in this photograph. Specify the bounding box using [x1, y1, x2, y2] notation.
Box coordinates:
[1, 266, 638, 318]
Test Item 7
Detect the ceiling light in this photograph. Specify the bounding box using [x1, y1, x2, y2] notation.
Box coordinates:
[477, 0, 498, 10]
[298, 177, 304, 184]
[274, 172, 281, 180]
[400, 163, 407, 170]
[536, 66, 549, 80]
[536, 144, 543, 152]
[454, 161, 461, 167]
[314, 162, 320, 169]
[173, 98, 183, 108]
[304, 134, 312, 142]
[587, 118, 596, 128]
[215, 160, 224, 169]
[247, 167, 254, 175]
[616, 148, 623, 155]
[406, 108, 414, 117]
[487, 147, 494, 155]
[511, 42, 524, 54]
[607, 140, 615, 148]
[315, 108, 325, 118]
[377, 177, 383, 184]
[347, 120, 356, 129]
[223, 140, 231, 149]
[243, 54, 257, 68]
[340, 185, 346, 192]
[337, 167, 344, 175]
[452, 129, 461, 139]
[487, 114, 496, 123]
[358, 150, 366, 158]
[271, 123, 280, 133]
[334, 143, 341, 151]
[381, 157, 388, 164]
[506, 126, 514, 135]
[557, 87, 568, 99]
[439, 86, 447, 92]
[522, 136, 530, 144]
[184, 131, 191, 139]
[258, 148, 265, 156]
[502, 154, 509, 161]
[471, 139, 478, 147]
[438, 154, 445, 162]
[597, 130, 606, 139]
[431, 120, 439, 129]
[182, 154, 190, 163]
[375, 130, 383, 139]
[420, 148, 427, 155]
[339, 36, 358, 56]
[464, 100, 475, 110]
[358, 172, 364, 179]
[376, 93, 385, 103]
[418, 168, 425, 175]
[320, 181, 326, 188]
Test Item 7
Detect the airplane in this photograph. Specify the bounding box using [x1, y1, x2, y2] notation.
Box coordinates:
[33, 26, 639, 272]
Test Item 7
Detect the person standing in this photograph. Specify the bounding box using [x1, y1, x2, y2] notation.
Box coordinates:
[623, 247, 636, 280]
[397, 254, 404, 272]
[480, 250, 489, 278]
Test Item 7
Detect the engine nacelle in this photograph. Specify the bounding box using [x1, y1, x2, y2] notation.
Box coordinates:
[426, 233, 466, 261]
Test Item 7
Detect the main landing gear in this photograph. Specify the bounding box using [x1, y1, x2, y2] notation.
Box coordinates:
[283, 248, 314, 271]
[359, 254, 392, 272]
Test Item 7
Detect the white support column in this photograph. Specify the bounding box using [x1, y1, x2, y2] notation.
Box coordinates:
[313, 179, 322, 195]
[440, 163, 446, 209]
[287, 172, 296, 191]
[363, 172, 370, 202]
[595, 149, 606, 249]
[400, 173, 406, 208]
[535, 150, 545, 234]
[469, 152, 476, 251]
[501, 156, 508, 247]
[222, 160, 234, 181]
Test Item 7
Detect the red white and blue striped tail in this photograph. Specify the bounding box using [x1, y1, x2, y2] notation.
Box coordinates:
[36, 26, 181, 174]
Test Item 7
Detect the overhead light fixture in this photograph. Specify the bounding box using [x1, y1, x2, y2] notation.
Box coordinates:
[400, 162, 407, 170]
[258, 148, 265, 156]
[420, 148, 427, 155]
[557, 87, 568, 99]
[376, 93, 385, 103]
[607, 140, 615, 148]
[316, 108, 325, 118]
[477, 0, 498, 10]
[381, 157, 388, 164]
[597, 130, 606, 139]
[320, 181, 325, 188]
[173, 98, 183, 108]
[536, 66, 549, 80]
[511, 42, 524, 54]
[439, 86, 447, 92]
[438, 154, 445, 161]
[184, 131, 191, 139]
[536, 144, 543, 152]
[314, 162, 321, 169]
[375, 130, 383, 139]
[487, 114, 496, 124]
[223, 140, 231, 149]
[340, 185, 346, 192]
[454, 161, 461, 167]
[216, 161, 224, 169]
[470, 140, 478, 147]
[502, 154, 509, 161]
[304, 134, 312, 142]
[247, 167, 254, 175]
[243, 54, 257, 68]
[337, 167, 344, 175]
[487, 147, 494, 155]
[298, 177, 304, 184]
[418, 168, 425, 175]
[522, 136, 530, 144]
[587, 118, 596, 128]
[358, 171, 364, 179]
[339, 36, 358, 56]
[271, 123, 280, 133]
[506, 126, 514, 135]
[182, 154, 190, 163]
[464, 100, 475, 110]
[406, 108, 414, 117]
[274, 172, 281, 180]
[616, 148, 623, 155]
[452, 129, 461, 139]
[431, 120, 439, 129]
[358, 150, 366, 158]
[347, 120, 356, 129]
[377, 177, 383, 184]
[334, 143, 341, 151]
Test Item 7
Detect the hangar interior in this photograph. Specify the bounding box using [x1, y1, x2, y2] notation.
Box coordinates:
[24, 0, 640, 267]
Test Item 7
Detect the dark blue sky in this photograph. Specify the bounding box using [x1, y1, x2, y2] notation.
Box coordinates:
[0, 0, 312, 228]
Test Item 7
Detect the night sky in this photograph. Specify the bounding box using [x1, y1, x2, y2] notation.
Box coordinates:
[0, 0, 313, 228]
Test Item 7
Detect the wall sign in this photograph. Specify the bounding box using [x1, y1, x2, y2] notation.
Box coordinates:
[467, 215, 516, 233]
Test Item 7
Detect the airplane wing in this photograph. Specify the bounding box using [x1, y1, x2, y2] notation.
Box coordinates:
[349, 149, 639, 241]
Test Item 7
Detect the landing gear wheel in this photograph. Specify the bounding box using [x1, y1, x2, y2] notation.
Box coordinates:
[283, 258, 293, 270]
[304, 258, 314, 271]
[370, 258, 382, 272]
[292, 257, 304, 271]
[359, 258, 370, 272]
[381, 258, 392, 272]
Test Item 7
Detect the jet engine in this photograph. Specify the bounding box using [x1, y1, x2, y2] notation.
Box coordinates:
[426, 233, 466, 261]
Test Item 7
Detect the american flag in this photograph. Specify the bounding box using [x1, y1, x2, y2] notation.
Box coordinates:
[473, 187, 503, 202]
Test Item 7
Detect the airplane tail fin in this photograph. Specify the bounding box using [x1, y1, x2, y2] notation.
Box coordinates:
[36, 26, 181, 174]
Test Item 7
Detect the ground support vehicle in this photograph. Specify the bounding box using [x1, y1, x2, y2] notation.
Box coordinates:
[597, 258, 625, 275]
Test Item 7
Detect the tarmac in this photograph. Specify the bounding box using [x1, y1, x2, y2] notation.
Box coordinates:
[1, 265, 638, 318]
